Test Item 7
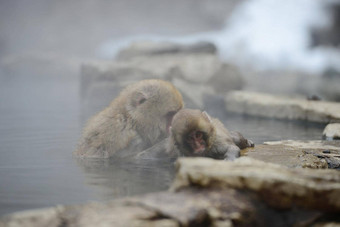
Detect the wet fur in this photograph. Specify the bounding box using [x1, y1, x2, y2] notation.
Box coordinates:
[75, 80, 183, 158]
[167, 109, 254, 160]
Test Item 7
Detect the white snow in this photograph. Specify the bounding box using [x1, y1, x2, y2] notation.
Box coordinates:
[97, 0, 340, 73]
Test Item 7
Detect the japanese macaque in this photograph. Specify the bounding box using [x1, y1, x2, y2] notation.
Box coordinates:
[166, 109, 254, 160]
[75, 79, 184, 158]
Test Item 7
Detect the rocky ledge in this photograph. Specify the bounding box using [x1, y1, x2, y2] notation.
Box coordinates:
[80, 41, 244, 114]
[243, 140, 340, 169]
[1, 156, 340, 227]
[225, 91, 340, 123]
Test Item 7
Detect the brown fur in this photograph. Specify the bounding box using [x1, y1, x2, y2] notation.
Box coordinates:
[167, 109, 254, 160]
[75, 79, 184, 158]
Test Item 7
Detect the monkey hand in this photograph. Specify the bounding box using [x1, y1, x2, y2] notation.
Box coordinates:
[223, 145, 241, 161]
[247, 139, 255, 147]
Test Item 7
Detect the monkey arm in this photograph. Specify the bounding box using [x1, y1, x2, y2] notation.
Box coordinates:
[134, 138, 177, 160]
[208, 135, 241, 161]
[229, 131, 254, 149]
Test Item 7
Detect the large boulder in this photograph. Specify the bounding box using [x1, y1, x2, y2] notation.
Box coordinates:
[243, 140, 340, 169]
[81, 42, 245, 111]
[318, 68, 340, 102]
[225, 91, 340, 123]
[172, 157, 340, 212]
[1, 157, 340, 226]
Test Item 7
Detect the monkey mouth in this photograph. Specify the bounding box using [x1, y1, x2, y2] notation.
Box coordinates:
[192, 144, 206, 155]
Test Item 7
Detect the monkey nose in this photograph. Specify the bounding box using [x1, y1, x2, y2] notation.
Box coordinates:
[193, 142, 206, 154]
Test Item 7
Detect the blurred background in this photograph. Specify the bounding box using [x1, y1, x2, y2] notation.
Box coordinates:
[0, 0, 339, 216]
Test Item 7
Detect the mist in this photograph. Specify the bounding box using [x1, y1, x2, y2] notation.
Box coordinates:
[0, 0, 339, 217]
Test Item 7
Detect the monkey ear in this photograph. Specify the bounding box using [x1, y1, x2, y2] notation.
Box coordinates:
[202, 111, 212, 123]
[131, 92, 147, 107]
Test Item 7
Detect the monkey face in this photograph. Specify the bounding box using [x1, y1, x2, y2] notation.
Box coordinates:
[185, 130, 207, 155]
[171, 109, 216, 157]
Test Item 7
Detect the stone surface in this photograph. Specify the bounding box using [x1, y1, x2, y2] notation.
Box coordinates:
[0, 206, 64, 227]
[319, 76, 340, 102]
[323, 123, 340, 140]
[2, 157, 340, 226]
[171, 77, 215, 107]
[116, 41, 217, 60]
[171, 157, 340, 211]
[81, 45, 245, 110]
[242, 140, 340, 169]
[207, 63, 244, 94]
[225, 91, 340, 123]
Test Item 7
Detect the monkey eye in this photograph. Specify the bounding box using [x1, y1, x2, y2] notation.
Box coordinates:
[138, 97, 146, 105]
[195, 131, 203, 139]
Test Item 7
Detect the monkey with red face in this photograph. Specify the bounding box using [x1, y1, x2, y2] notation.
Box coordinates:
[166, 109, 254, 160]
[75, 79, 184, 158]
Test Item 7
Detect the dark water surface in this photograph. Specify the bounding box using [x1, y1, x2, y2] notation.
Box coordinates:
[0, 73, 325, 216]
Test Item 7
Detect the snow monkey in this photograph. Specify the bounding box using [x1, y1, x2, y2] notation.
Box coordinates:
[167, 109, 254, 160]
[75, 79, 184, 158]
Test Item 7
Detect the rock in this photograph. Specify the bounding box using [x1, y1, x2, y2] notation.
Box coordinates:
[0, 200, 177, 227]
[240, 69, 321, 96]
[171, 77, 215, 108]
[2, 157, 340, 226]
[117, 53, 222, 83]
[171, 157, 340, 212]
[0, 206, 63, 227]
[225, 91, 340, 123]
[318, 68, 340, 102]
[81, 50, 244, 110]
[116, 41, 217, 60]
[207, 63, 244, 94]
[323, 123, 340, 140]
[242, 140, 340, 169]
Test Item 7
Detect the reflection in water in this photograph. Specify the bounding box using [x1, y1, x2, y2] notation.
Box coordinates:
[75, 157, 175, 199]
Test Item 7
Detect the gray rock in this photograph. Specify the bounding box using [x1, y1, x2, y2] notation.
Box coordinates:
[171, 77, 215, 108]
[242, 140, 340, 169]
[116, 41, 217, 60]
[323, 123, 340, 140]
[319, 77, 340, 102]
[2, 157, 340, 226]
[241, 69, 321, 96]
[0, 206, 64, 227]
[117, 53, 222, 83]
[171, 157, 340, 211]
[81, 51, 244, 110]
[207, 63, 244, 94]
[225, 91, 340, 123]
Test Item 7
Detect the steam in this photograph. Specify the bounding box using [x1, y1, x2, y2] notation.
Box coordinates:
[98, 0, 340, 73]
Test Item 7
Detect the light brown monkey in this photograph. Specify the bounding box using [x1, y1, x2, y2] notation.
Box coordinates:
[166, 109, 254, 160]
[75, 79, 184, 158]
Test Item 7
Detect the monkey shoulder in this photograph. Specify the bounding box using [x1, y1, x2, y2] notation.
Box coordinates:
[211, 118, 233, 142]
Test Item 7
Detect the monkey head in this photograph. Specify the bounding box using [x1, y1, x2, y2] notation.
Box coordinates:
[124, 80, 184, 146]
[170, 109, 216, 157]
